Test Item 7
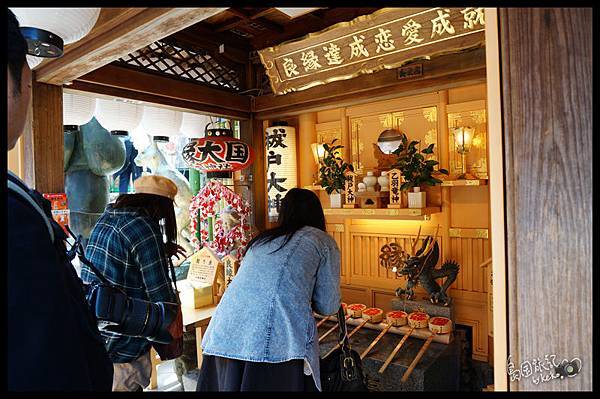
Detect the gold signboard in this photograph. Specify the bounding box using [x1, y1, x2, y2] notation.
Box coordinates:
[259, 7, 485, 95]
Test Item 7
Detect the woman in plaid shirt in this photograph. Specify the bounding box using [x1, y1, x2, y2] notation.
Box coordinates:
[81, 175, 186, 391]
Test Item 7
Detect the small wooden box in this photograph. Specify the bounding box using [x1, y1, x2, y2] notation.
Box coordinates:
[180, 282, 214, 309]
[356, 191, 387, 209]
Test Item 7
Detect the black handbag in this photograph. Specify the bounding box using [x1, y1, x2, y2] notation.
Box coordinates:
[320, 305, 369, 391]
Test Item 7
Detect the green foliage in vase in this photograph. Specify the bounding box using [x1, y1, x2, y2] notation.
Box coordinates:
[319, 139, 354, 195]
[391, 132, 449, 191]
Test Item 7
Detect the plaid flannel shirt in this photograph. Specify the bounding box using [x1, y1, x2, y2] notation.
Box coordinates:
[81, 205, 177, 363]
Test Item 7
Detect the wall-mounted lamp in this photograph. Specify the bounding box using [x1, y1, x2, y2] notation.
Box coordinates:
[451, 123, 476, 179]
[311, 143, 325, 166]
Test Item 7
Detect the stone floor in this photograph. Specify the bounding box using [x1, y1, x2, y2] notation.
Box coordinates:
[145, 360, 184, 392]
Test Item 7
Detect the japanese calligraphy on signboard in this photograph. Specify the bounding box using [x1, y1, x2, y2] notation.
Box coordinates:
[344, 171, 357, 208]
[183, 136, 254, 172]
[265, 123, 297, 219]
[388, 168, 403, 208]
[221, 254, 239, 290]
[258, 7, 485, 95]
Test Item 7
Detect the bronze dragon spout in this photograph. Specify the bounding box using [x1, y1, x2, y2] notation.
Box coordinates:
[379, 226, 460, 306]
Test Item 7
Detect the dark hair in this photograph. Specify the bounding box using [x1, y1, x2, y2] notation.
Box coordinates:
[113, 193, 177, 246]
[7, 9, 28, 94]
[245, 188, 326, 254]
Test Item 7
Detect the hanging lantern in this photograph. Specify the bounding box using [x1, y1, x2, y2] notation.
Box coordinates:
[180, 112, 211, 137]
[10, 8, 100, 69]
[141, 105, 183, 137]
[63, 92, 95, 126]
[95, 98, 143, 135]
[182, 121, 254, 173]
[130, 124, 151, 151]
[26, 55, 44, 70]
[265, 121, 297, 219]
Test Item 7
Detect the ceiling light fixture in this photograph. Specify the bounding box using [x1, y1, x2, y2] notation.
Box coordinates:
[10, 8, 100, 69]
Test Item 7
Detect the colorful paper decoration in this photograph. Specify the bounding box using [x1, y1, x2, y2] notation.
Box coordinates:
[189, 180, 252, 259]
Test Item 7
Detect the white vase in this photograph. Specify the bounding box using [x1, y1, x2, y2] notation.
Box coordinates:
[330, 192, 342, 208]
[407, 186, 426, 208]
[363, 171, 377, 192]
[378, 171, 389, 192]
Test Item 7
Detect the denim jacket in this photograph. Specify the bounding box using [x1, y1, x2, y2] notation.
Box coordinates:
[201, 226, 341, 391]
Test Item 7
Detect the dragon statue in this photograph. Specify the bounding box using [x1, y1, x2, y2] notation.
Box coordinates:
[379, 227, 460, 306]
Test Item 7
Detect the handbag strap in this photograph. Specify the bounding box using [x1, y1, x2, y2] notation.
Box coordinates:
[336, 305, 351, 351]
[335, 304, 361, 382]
[166, 255, 181, 305]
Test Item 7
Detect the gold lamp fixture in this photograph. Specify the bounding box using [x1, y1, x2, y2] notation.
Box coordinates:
[311, 142, 326, 166]
[451, 123, 477, 179]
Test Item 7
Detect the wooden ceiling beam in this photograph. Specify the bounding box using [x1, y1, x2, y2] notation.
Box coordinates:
[225, 9, 284, 34]
[248, 8, 275, 20]
[34, 7, 226, 86]
[67, 81, 249, 120]
[215, 16, 246, 33]
[75, 64, 251, 115]
[185, 22, 253, 50]
[168, 31, 247, 70]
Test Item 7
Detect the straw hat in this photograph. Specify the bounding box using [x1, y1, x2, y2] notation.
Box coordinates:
[133, 175, 178, 200]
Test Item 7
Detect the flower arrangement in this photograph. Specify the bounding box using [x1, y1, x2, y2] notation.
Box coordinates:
[318, 139, 354, 195]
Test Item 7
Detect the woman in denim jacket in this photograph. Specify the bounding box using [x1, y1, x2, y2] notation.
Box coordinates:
[197, 188, 341, 391]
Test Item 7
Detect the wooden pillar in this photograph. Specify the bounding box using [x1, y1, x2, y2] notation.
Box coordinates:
[250, 117, 266, 231]
[28, 81, 64, 193]
[297, 112, 317, 188]
[499, 8, 592, 391]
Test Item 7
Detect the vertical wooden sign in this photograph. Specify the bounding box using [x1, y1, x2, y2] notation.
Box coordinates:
[221, 254, 240, 289]
[388, 168, 402, 208]
[343, 171, 357, 208]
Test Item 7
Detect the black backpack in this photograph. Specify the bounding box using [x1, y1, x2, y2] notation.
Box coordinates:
[7, 172, 113, 390]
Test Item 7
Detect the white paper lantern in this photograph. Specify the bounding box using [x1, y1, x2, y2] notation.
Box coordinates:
[11, 8, 100, 69]
[95, 98, 143, 133]
[130, 125, 151, 152]
[180, 112, 211, 137]
[10, 8, 100, 45]
[26, 55, 43, 69]
[265, 123, 297, 219]
[141, 105, 183, 137]
[63, 92, 95, 126]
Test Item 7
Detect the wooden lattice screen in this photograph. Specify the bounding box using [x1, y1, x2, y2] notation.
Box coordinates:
[116, 39, 241, 91]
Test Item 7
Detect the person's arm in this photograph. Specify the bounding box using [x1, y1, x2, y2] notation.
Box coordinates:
[123, 217, 177, 303]
[311, 240, 341, 316]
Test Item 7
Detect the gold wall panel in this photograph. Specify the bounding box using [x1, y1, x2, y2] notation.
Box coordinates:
[340, 285, 369, 305]
[448, 228, 489, 239]
[449, 237, 490, 293]
[350, 106, 439, 174]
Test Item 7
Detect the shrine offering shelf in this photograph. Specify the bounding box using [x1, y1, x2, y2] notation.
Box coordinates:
[440, 179, 488, 187]
[315, 314, 452, 345]
[323, 207, 441, 220]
